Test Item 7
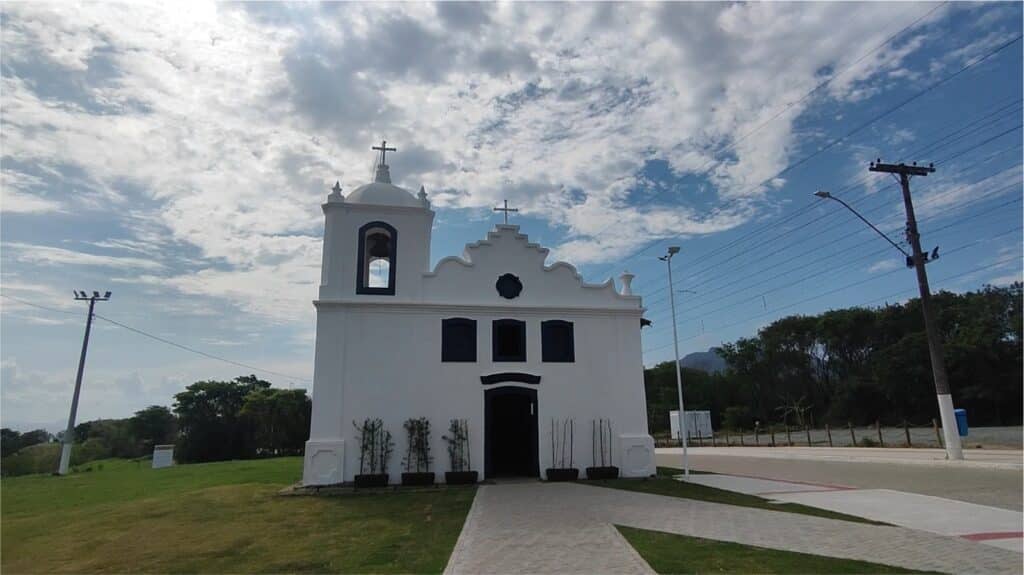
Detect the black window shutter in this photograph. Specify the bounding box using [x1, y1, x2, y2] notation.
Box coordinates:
[492, 319, 527, 362]
[442, 318, 476, 362]
[541, 320, 575, 362]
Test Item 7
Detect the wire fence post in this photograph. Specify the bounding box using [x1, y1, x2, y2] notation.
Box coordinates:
[933, 418, 943, 447]
[785, 424, 792, 446]
[826, 423, 833, 447]
[755, 424, 760, 446]
[711, 431, 716, 447]
[739, 429, 745, 446]
[770, 427, 776, 447]
[805, 425, 812, 446]
[876, 420, 884, 447]
[849, 421, 856, 446]
[904, 420, 912, 447]
[725, 429, 730, 447]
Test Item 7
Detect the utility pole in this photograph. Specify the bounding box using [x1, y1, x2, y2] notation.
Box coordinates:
[869, 160, 963, 460]
[659, 246, 689, 477]
[57, 290, 111, 475]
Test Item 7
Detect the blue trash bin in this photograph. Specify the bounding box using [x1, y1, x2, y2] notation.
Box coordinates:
[954, 408, 968, 437]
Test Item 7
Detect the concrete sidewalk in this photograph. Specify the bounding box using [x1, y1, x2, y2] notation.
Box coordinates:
[444, 482, 1021, 574]
[682, 473, 1024, 553]
[658, 447, 1023, 510]
[659, 446, 1023, 469]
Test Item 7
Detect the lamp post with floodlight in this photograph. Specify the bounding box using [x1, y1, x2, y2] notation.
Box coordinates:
[57, 290, 111, 475]
[659, 246, 689, 477]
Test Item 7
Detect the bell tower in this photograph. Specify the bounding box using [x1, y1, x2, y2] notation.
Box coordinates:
[318, 141, 434, 302]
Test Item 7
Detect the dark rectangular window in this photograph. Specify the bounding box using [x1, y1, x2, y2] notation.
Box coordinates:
[442, 318, 476, 362]
[541, 320, 574, 362]
[492, 319, 526, 362]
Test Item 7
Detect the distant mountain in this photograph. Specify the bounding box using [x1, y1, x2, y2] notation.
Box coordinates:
[679, 347, 727, 374]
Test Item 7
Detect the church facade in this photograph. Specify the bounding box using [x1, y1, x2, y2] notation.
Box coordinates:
[302, 147, 655, 485]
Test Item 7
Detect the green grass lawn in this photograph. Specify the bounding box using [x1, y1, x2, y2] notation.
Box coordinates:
[617, 526, 933, 574]
[2, 457, 475, 574]
[586, 467, 883, 525]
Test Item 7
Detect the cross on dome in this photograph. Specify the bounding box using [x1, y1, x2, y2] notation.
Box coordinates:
[372, 140, 397, 165]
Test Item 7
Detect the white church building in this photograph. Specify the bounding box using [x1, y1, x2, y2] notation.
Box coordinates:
[302, 143, 655, 485]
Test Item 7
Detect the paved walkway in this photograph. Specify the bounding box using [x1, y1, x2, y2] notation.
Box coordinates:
[658, 447, 1024, 510]
[683, 474, 1024, 552]
[659, 446, 1024, 468]
[444, 481, 1022, 574]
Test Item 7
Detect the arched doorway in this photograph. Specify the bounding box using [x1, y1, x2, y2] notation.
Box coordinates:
[484, 386, 538, 478]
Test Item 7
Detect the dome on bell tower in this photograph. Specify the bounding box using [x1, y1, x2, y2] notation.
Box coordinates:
[345, 140, 424, 208]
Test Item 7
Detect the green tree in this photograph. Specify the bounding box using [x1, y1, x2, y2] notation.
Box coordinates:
[239, 388, 310, 456]
[130, 405, 177, 454]
[645, 284, 1023, 432]
[173, 375, 271, 462]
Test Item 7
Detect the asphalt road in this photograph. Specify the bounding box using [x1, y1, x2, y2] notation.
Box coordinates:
[656, 447, 1023, 511]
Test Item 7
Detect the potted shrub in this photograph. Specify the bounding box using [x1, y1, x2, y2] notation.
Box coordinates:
[442, 419, 478, 485]
[401, 417, 435, 486]
[586, 418, 619, 480]
[353, 418, 393, 488]
[545, 418, 578, 481]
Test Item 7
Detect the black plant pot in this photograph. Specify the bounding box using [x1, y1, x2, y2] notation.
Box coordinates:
[401, 472, 435, 486]
[545, 468, 579, 482]
[445, 471, 479, 485]
[586, 466, 620, 480]
[354, 473, 389, 488]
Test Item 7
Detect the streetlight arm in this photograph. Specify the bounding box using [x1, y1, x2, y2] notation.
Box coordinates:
[819, 194, 910, 258]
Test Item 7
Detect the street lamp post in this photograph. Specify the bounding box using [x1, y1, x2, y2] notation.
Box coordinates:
[815, 178, 963, 461]
[659, 246, 689, 477]
[58, 290, 111, 475]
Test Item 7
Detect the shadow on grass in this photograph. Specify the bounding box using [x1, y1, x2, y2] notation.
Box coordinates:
[585, 467, 884, 525]
[617, 526, 937, 574]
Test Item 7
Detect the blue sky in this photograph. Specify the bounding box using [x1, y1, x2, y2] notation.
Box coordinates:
[2, 2, 1021, 431]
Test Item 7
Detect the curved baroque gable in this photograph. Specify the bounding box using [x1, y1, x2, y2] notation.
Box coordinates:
[423, 225, 640, 309]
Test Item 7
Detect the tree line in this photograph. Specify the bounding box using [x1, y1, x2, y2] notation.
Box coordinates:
[645, 283, 1022, 434]
[1, 375, 311, 475]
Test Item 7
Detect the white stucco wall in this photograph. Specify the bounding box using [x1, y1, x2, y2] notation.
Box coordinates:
[302, 195, 655, 485]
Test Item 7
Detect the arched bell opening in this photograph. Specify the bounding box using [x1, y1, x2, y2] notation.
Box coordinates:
[356, 221, 397, 295]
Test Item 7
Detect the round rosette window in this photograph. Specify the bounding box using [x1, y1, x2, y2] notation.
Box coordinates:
[495, 273, 523, 299]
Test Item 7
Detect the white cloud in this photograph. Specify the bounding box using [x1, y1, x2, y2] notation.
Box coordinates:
[868, 259, 903, 274]
[4, 242, 165, 271]
[0, 1, 963, 319]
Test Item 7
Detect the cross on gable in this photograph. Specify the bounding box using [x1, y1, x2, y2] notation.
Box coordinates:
[372, 140, 397, 164]
[493, 199, 519, 224]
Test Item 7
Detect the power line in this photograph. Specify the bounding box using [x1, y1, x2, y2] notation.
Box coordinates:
[641, 163, 1023, 313]
[629, 105, 1024, 298]
[582, 2, 952, 279]
[642, 230, 1022, 355]
[0, 293, 310, 384]
[641, 181, 1022, 332]
[635, 114, 1023, 299]
[635, 117, 1024, 301]
[93, 313, 309, 384]
[595, 31, 1022, 282]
